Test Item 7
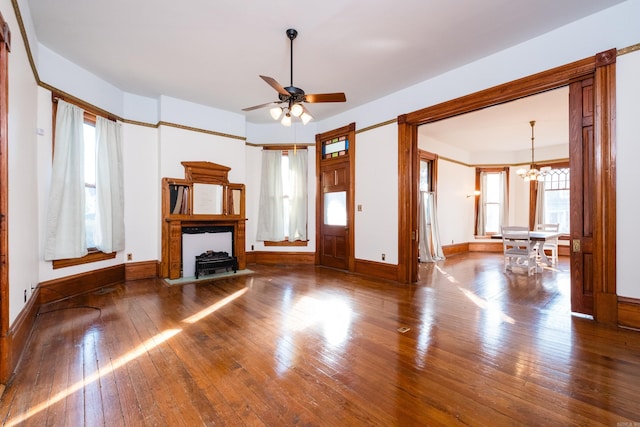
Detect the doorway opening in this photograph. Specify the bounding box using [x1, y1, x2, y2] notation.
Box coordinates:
[398, 50, 617, 322]
[416, 88, 571, 312]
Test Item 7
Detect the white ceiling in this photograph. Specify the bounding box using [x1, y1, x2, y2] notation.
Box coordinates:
[25, 0, 624, 129]
[419, 86, 569, 153]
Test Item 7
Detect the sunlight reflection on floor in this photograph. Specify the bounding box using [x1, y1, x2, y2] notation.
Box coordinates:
[8, 287, 251, 426]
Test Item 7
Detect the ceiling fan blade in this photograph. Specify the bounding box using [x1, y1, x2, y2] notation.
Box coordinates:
[242, 101, 279, 112]
[259, 75, 290, 96]
[304, 92, 347, 103]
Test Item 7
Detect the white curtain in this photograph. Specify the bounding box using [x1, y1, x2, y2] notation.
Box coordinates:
[44, 101, 87, 260]
[419, 191, 445, 262]
[256, 150, 284, 241]
[499, 170, 508, 228]
[476, 172, 487, 236]
[288, 149, 307, 241]
[95, 116, 125, 253]
[534, 181, 545, 227]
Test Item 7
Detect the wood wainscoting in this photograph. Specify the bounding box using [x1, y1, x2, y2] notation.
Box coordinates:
[618, 297, 640, 330]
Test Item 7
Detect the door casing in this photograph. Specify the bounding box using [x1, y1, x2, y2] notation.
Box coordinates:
[398, 49, 617, 324]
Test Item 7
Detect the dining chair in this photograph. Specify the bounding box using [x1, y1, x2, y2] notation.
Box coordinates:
[501, 226, 538, 276]
[535, 223, 560, 264]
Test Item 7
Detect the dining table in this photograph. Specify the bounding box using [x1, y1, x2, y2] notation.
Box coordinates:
[492, 230, 561, 267]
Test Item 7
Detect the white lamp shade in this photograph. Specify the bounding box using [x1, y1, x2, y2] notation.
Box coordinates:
[281, 114, 292, 127]
[300, 111, 313, 125]
[270, 106, 283, 120]
[290, 103, 303, 117]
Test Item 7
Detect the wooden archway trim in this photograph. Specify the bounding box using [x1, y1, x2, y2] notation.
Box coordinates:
[398, 49, 616, 326]
[0, 10, 10, 383]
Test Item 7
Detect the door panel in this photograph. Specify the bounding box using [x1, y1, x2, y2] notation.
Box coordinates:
[320, 161, 350, 270]
[569, 78, 594, 315]
[316, 124, 355, 272]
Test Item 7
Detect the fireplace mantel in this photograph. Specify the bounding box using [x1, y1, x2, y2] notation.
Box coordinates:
[161, 162, 246, 279]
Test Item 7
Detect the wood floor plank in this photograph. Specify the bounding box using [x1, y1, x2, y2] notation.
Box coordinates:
[1, 254, 639, 425]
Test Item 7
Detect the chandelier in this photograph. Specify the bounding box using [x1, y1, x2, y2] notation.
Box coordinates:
[517, 120, 546, 182]
[269, 101, 313, 127]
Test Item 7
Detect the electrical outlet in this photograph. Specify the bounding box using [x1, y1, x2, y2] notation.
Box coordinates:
[382, 253, 386, 261]
[127, 253, 132, 261]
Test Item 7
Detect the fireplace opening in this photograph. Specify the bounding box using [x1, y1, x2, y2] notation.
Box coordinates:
[182, 226, 235, 278]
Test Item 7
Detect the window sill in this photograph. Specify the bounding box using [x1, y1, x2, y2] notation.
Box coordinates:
[263, 240, 308, 247]
[52, 250, 116, 269]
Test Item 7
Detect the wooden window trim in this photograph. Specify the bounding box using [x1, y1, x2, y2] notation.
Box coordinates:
[262, 145, 307, 152]
[264, 240, 308, 247]
[419, 150, 438, 194]
[52, 250, 116, 269]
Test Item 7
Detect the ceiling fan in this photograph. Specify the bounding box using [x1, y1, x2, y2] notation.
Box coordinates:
[242, 28, 347, 125]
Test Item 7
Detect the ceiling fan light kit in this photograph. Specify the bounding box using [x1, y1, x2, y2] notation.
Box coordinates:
[242, 28, 346, 126]
[270, 106, 283, 120]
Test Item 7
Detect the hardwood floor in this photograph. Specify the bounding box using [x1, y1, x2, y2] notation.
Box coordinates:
[1, 253, 639, 426]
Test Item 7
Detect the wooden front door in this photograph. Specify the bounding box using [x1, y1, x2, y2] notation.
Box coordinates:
[320, 159, 350, 269]
[316, 124, 355, 271]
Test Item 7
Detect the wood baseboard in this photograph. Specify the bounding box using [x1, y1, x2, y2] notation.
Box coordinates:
[2, 289, 40, 383]
[618, 297, 640, 330]
[354, 259, 399, 282]
[125, 261, 159, 281]
[442, 242, 470, 257]
[246, 251, 316, 265]
[38, 264, 125, 305]
[468, 241, 501, 253]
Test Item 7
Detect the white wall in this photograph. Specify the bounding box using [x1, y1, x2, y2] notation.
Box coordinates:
[122, 123, 159, 264]
[4, 0, 40, 324]
[616, 49, 640, 299]
[158, 125, 246, 184]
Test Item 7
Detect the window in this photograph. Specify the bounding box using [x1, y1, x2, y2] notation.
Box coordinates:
[482, 173, 502, 233]
[257, 148, 308, 245]
[46, 97, 124, 267]
[83, 116, 97, 249]
[475, 168, 508, 236]
[542, 167, 570, 234]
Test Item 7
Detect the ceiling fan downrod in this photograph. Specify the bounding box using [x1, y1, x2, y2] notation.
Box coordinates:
[286, 28, 297, 87]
